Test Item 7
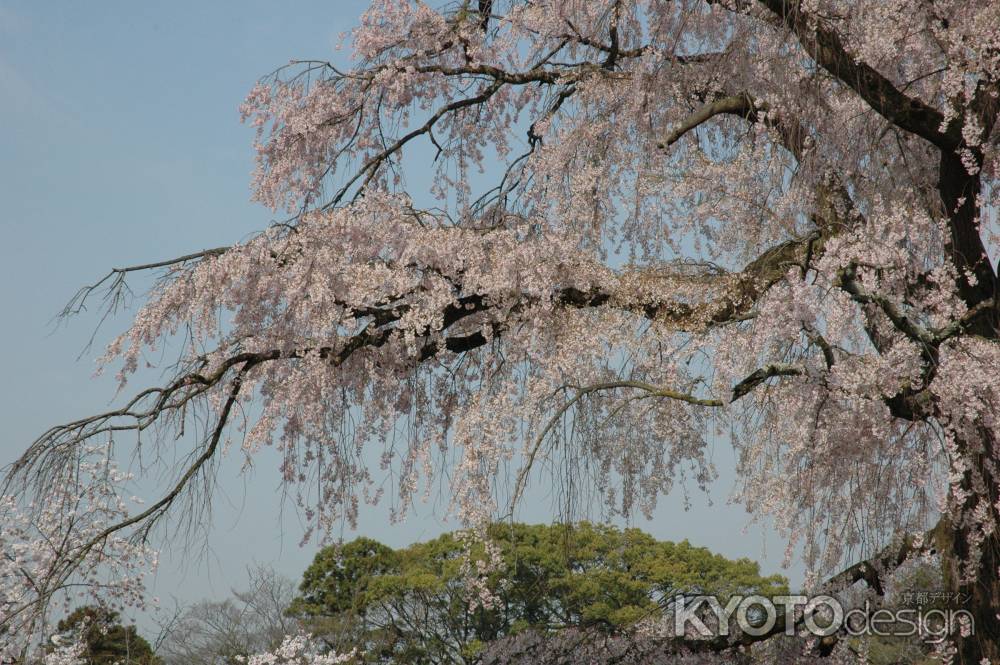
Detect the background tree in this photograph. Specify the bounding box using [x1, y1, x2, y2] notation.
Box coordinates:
[4, 0, 1000, 662]
[53, 606, 161, 665]
[479, 559, 956, 665]
[157, 567, 299, 665]
[288, 522, 787, 664]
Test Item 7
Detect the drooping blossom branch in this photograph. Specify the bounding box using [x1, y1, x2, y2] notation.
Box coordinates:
[7, 0, 1000, 660]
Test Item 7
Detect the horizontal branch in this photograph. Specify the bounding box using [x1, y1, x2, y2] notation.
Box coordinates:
[730, 363, 804, 399]
[60, 247, 230, 318]
[656, 92, 807, 160]
[932, 297, 997, 342]
[658, 93, 757, 147]
[817, 527, 928, 597]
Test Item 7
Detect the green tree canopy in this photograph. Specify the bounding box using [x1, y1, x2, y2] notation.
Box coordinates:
[288, 522, 787, 664]
[54, 605, 161, 665]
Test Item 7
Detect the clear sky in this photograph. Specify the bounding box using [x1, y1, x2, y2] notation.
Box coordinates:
[0, 1, 800, 636]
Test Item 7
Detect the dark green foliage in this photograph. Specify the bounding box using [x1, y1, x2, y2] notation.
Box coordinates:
[55, 606, 161, 665]
[288, 522, 787, 664]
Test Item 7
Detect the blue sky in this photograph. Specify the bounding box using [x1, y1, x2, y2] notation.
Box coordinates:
[0, 1, 797, 635]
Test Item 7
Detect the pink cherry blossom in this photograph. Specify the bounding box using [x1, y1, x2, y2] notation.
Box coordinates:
[6, 1, 1000, 662]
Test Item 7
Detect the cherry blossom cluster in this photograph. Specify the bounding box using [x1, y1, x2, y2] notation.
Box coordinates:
[0, 452, 157, 661]
[40, 638, 86, 665]
[8, 0, 1000, 660]
[237, 634, 355, 665]
[232, 13, 1000, 657]
[104, 0, 1000, 585]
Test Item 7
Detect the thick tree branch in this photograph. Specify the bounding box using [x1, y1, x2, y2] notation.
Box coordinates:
[755, 0, 955, 148]
[835, 266, 937, 348]
[730, 363, 804, 399]
[656, 92, 808, 161]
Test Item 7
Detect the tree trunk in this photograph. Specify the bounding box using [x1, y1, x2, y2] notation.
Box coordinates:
[936, 525, 1000, 664]
[935, 145, 1000, 664]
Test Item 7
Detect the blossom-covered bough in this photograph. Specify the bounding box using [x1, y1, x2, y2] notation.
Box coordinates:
[3, 0, 1000, 662]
